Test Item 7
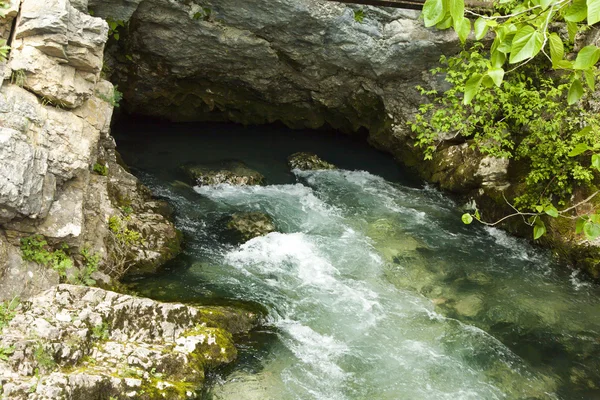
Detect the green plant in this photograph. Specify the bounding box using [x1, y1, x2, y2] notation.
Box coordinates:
[20, 235, 74, 280]
[107, 215, 144, 277]
[0, 346, 14, 361]
[33, 343, 56, 372]
[40, 96, 65, 109]
[353, 9, 365, 23]
[120, 205, 134, 216]
[106, 17, 126, 40]
[93, 162, 108, 176]
[0, 298, 19, 331]
[91, 322, 110, 340]
[0, 39, 8, 62]
[10, 69, 26, 87]
[79, 247, 100, 286]
[193, 7, 212, 21]
[412, 46, 600, 239]
[97, 85, 123, 108]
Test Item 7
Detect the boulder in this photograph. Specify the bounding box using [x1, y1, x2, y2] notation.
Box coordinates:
[287, 152, 336, 171]
[0, 284, 260, 399]
[225, 212, 276, 243]
[182, 161, 264, 186]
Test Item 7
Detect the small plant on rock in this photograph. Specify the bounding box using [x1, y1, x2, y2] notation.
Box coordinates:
[0, 298, 19, 331]
[93, 162, 108, 176]
[0, 346, 14, 361]
[10, 69, 26, 87]
[353, 9, 365, 23]
[20, 235, 73, 281]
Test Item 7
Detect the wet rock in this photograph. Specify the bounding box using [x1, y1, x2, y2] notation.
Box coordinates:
[0, 284, 260, 399]
[182, 161, 264, 186]
[288, 152, 336, 171]
[226, 212, 276, 243]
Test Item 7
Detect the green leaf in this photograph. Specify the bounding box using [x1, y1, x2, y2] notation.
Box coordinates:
[568, 142, 590, 156]
[556, 59, 574, 69]
[548, 33, 564, 66]
[535, 205, 544, 213]
[423, 0, 446, 27]
[540, 0, 553, 8]
[113, 33, 120, 40]
[455, 17, 471, 44]
[474, 17, 489, 40]
[573, 45, 600, 69]
[567, 21, 578, 43]
[436, 15, 453, 29]
[576, 217, 586, 234]
[463, 73, 483, 105]
[462, 213, 474, 224]
[565, 0, 588, 22]
[533, 220, 546, 239]
[509, 25, 543, 64]
[583, 220, 600, 239]
[487, 67, 504, 87]
[544, 205, 559, 217]
[584, 68, 596, 90]
[491, 50, 506, 68]
[568, 78, 584, 105]
[592, 154, 600, 171]
[450, 0, 465, 23]
[589, 0, 600, 24]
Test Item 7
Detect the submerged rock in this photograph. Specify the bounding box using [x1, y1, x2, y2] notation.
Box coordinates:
[182, 161, 264, 186]
[226, 212, 277, 243]
[288, 152, 336, 171]
[0, 284, 260, 399]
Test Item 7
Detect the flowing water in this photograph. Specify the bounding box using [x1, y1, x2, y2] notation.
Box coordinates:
[114, 120, 600, 400]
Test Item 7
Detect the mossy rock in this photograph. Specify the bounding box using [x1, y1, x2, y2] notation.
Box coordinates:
[181, 160, 264, 186]
[225, 212, 276, 243]
[287, 152, 336, 171]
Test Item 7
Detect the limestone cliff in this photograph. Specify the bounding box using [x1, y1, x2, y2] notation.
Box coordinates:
[0, 0, 182, 302]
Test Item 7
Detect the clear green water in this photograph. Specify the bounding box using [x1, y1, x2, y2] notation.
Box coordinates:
[114, 119, 600, 400]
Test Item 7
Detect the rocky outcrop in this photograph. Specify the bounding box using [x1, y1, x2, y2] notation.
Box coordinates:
[225, 212, 276, 243]
[182, 160, 264, 186]
[288, 152, 336, 171]
[0, 284, 260, 399]
[0, 0, 182, 300]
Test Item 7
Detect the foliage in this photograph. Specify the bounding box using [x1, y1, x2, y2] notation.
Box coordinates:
[353, 9, 365, 23]
[107, 215, 144, 277]
[421, 0, 600, 99]
[193, 7, 212, 21]
[97, 85, 123, 108]
[10, 69, 26, 87]
[78, 247, 100, 286]
[20, 235, 74, 279]
[418, 0, 600, 240]
[91, 322, 110, 340]
[0, 298, 18, 331]
[106, 17, 126, 41]
[93, 162, 108, 176]
[0, 346, 14, 361]
[33, 343, 56, 372]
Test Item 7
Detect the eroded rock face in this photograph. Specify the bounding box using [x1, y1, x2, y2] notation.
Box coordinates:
[182, 161, 265, 186]
[226, 212, 276, 243]
[0, 0, 182, 299]
[9, 0, 108, 108]
[0, 284, 260, 399]
[288, 152, 336, 171]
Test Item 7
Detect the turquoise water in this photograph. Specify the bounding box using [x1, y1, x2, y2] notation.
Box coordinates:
[115, 120, 600, 400]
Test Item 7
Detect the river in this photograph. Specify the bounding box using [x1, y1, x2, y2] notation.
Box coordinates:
[114, 119, 600, 400]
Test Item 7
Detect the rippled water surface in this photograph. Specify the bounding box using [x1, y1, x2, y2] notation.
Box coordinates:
[114, 120, 600, 400]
